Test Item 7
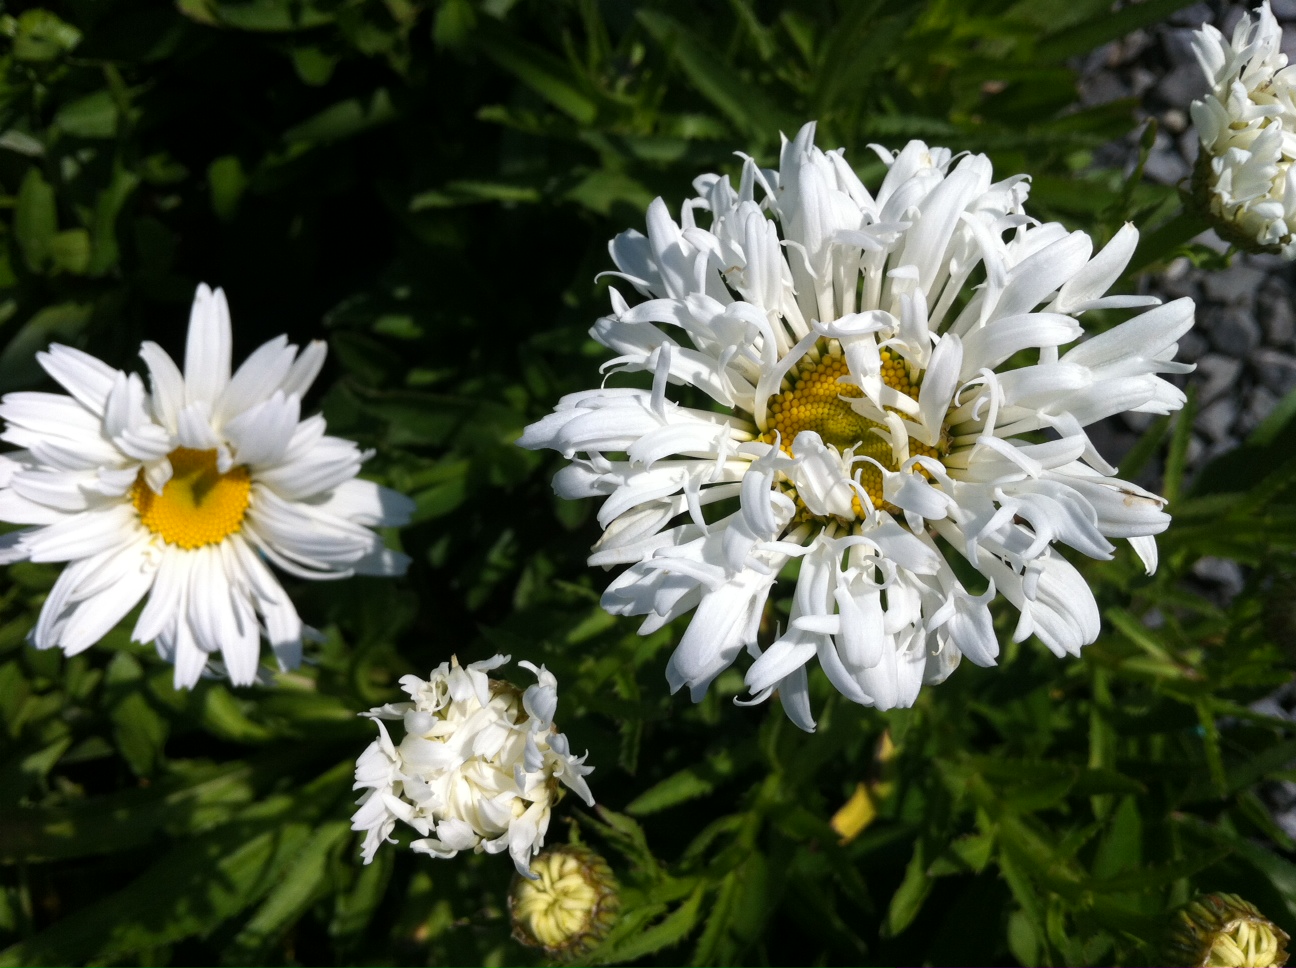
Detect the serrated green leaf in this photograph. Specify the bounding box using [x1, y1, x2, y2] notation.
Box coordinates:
[593, 885, 703, 965]
[636, 10, 794, 141]
[884, 839, 933, 937]
[224, 821, 349, 964]
[475, 25, 600, 125]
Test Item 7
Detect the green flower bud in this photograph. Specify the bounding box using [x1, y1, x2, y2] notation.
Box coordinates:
[1167, 893, 1290, 967]
[510, 845, 619, 962]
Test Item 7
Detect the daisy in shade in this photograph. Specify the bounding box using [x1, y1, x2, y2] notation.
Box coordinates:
[0, 284, 414, 687]
[520, 123, 1194, 730]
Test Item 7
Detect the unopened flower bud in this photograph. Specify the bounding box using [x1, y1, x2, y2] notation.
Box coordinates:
[510, 845, 619, 961]
[1167, 892, 1290, 967]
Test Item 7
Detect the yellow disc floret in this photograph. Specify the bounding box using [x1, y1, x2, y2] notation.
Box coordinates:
[759, 342, 943, 517]
[131, 447, 252, 549]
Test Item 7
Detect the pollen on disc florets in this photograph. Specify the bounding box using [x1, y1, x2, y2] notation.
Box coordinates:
[758, 341, 944, 518]
[131, 447, 252, 550]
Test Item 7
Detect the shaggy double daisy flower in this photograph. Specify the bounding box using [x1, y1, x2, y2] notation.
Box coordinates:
[1191, 0, 1296, 256]
[351, 654, 595, 877]
[521, 123, 1193, 729]
[0, 284, 413, 686]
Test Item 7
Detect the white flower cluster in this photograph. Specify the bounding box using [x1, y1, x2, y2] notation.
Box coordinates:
[521, 123, 1193, 729]
[351, 654, 595, 877]
[0, 284, 412, 687]
[1191, 0, 1296, 255]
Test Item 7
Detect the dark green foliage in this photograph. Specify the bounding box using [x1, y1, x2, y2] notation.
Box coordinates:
[2, 0, 1295, 965]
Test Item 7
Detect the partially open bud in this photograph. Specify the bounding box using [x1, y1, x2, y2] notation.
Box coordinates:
[1167, 893, 1290, 967]
[510, 845, 619, 961]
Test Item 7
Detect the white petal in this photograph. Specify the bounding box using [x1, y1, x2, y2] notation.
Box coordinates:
[183, 284, 233, 406]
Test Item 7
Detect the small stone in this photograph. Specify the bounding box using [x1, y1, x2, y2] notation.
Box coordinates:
[1259, 293, 1295, 346]
[1242, 385, 1280, 435]
[1122, 29, 1154, 60]
[1253, 349, 1296, 397]
[1185, 432, 1206, 468]
[1192, 556, 1246, 598]
[1206, 306, 1262, 356]
[1129, 66, 1159, 97]
[1176, 4, 1213, 28]
[1195, 353, 1244, 404]
[1196, 397, 1238, 442]
[1244, 251, 1289, 271]
[1163, 108, 1189, 134]
[1081, 71, 1131, 106]
[1143, 148, 1190, 185]
[1156, 62, 1208, 107]
[1199, 438, 1234, 467]
[1088, 418, 1139, 467]
[1202, 265, 1266, 305]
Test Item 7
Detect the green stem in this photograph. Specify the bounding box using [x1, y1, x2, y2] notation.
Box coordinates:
[1126, 206, 1213, 279]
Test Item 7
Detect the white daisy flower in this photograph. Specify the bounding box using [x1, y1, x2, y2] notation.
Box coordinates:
[350, 653, 595, 877]
[520, 123, 1194, 730]
[0, 283, 414, 687]
[1190, 0, 1296, 255]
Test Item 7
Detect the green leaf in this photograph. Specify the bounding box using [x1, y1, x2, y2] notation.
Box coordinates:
[474, 25, 599, 125]
[204, 0, 335, 32]
[87, 165, 140, 276]
[224, 821, 350, 964]
[409, 180, 542, 210]
[0, 303, 92, 393]
[636, 10, 794, 141]
[208, 156, 247, 221]
[49, 229, 91, 275]
[625, 745, 756, 816]
[0, 820, 314, 964]
[106, 653, 169, 777]
[884, 839, 933, 936]
[4, 9, 81, 62]
[1035, 0, 1204, 60]
[0, 764, 350, 964]
[592, 885, 704, 965]
[53, 90, 119, 139]
[14, 169, 58, 273]
[0, 761, 260, 864]
[283, 89, 396, 144]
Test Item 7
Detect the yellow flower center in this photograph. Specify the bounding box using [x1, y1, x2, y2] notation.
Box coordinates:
[131, 447, 251, 549]
[511, 849, 615, 952]
[1207, 921, 1286, 968]
[759, 343, 943, 517]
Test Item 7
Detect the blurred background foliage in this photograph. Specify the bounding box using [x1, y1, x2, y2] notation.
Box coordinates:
[1, 0, 1295, 965]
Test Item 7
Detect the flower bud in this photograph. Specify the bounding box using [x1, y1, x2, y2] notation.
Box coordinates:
[510, 845, 620, 961]
[1167, 892, 1290, 967]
